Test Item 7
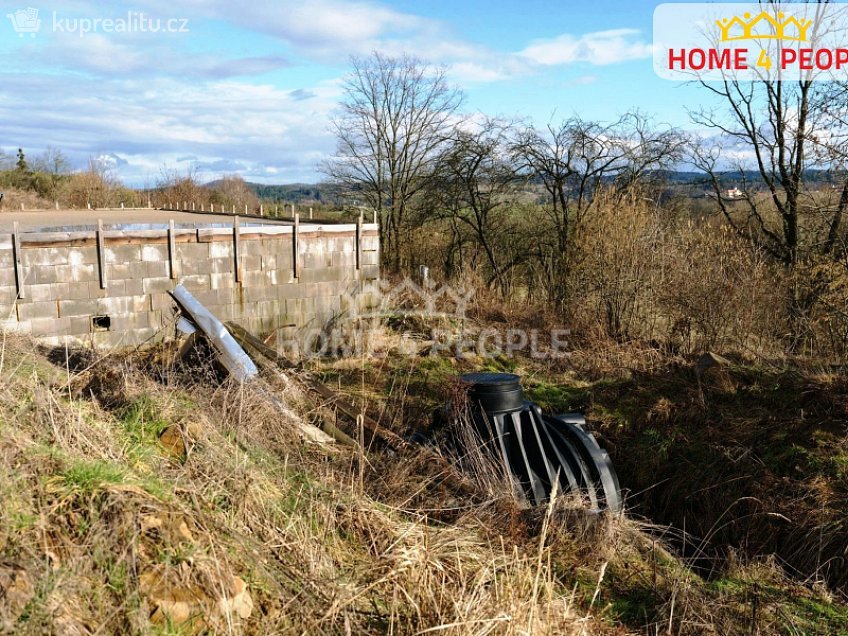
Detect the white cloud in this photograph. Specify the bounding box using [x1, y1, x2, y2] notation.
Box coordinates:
[0, 71, 342, 184]
[519, 28, 652, 66]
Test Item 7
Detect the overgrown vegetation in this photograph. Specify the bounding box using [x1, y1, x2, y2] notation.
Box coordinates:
[2, 332, 846, 634]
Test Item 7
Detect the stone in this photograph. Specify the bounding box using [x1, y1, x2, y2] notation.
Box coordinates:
[696, 352, 736, 394]
[0, 564, 34, 630]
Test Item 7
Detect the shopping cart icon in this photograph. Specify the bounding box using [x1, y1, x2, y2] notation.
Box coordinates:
[7, 8, 41, 37]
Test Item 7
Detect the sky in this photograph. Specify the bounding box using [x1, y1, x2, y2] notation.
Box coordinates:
[0, 0, 709, 185]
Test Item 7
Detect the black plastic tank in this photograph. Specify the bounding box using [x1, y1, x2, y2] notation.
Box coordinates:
[453, 372, 622, 512]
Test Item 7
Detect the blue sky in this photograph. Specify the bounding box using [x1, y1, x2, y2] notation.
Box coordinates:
[0, 0, 707, 185]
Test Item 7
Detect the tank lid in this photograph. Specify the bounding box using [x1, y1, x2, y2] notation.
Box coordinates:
[460, 372, 521, 387]
[460, 372, 524, 413]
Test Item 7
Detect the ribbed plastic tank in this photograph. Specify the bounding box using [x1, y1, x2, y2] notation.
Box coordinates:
[456, 372, 622, 512]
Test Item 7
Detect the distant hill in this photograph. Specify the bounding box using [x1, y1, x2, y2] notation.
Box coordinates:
[204, 181, 344, 205]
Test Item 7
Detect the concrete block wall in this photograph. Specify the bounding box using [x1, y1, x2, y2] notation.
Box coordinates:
[0, 222, 380, 349]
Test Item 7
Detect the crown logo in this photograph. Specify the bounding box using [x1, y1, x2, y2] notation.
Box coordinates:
[716, 11, 812, 43]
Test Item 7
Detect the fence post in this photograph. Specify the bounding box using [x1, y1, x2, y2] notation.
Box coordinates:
[356, 214, 363, 271]
[12, 222, 24, 299]
[292, 213, 300, 279]
[168, 219, 177, 280]
[233, 216, 241, 283]
[96, 219, 107, 289]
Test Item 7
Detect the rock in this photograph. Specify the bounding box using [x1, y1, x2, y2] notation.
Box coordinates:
[139, 567, 252, 633]
[696, 352, 732, 374]
[0, 564, 34, 631]
[218, 576, 253, 620]
[140, 513, 196, 544]
[158, 425, 187, 459]
[696, 352, 736, 394]
[139, 569, 208, 634]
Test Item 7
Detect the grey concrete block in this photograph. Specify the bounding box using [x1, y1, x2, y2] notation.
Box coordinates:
[66, 282, 91, 300]
[143, 277, 174, 294]
[37, 263, 98, 284]
[271, 269, 296, 286]
[361, 252, 380, 267]
[17, 300, 59, 321]
[150, 293, 174, 310]
[244, 285, 274, 303]
[1, 318, 31, 335]
[303, 253, 333, 269]
[109, 261, 148, 280]
[240, 271, 270, 288]
[123, 278, 144, 296]
[87, 282, 108, 299]
[0, 286, 17, 305]
[104, 280, 126, 297]
[111, 313, 152, 331]
[140, 244, 169, 262]
[332, 252, 356, 269]
[277, 282, 304, 300]
[178, 243, 211, 261]
[106, 245, 142, 263]
[146, 261, 169, 278]
[0, 268, 16, 286]
[207, 257, 231, 275]
[210, 304, 236, 321]
[242, 254, 262, 272]
[362, 264, 380, 281]
[50, 282, 71, 301]
[208, 242, 232, 259]
[180, 259, 212, 276]
[21, 248, 66, 267]
[31, 317, 71, 337]
[210, 273, 235, 290]
[179, 274, 211, 290]
[27, 284, 55, 303]
[96, 296, 132, 314]
[68, 247, 99, 265]
[69, 316, 92, 335]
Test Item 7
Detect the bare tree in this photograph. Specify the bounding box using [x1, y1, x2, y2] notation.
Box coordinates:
[209, 175, 259, 211]
[426, 118, 525, 296]
[32, 146, 72, 202]
[513, 113, 683, 308]
[687, 2, 848, 267]
[323, 52, 463, 271]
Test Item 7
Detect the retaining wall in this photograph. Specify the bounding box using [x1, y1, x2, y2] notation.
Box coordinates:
[0, 220, 380, 349]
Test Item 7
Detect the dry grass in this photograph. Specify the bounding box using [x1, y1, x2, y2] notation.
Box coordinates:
[0, 336, 626, 635]
[1, 333, 845, 634]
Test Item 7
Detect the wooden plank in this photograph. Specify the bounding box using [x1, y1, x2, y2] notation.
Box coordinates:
[12, 222, 24, 299]
[96, 218, 107, 289]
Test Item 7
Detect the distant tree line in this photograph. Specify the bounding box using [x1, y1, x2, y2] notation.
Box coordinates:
[323, 52, 848, 358]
